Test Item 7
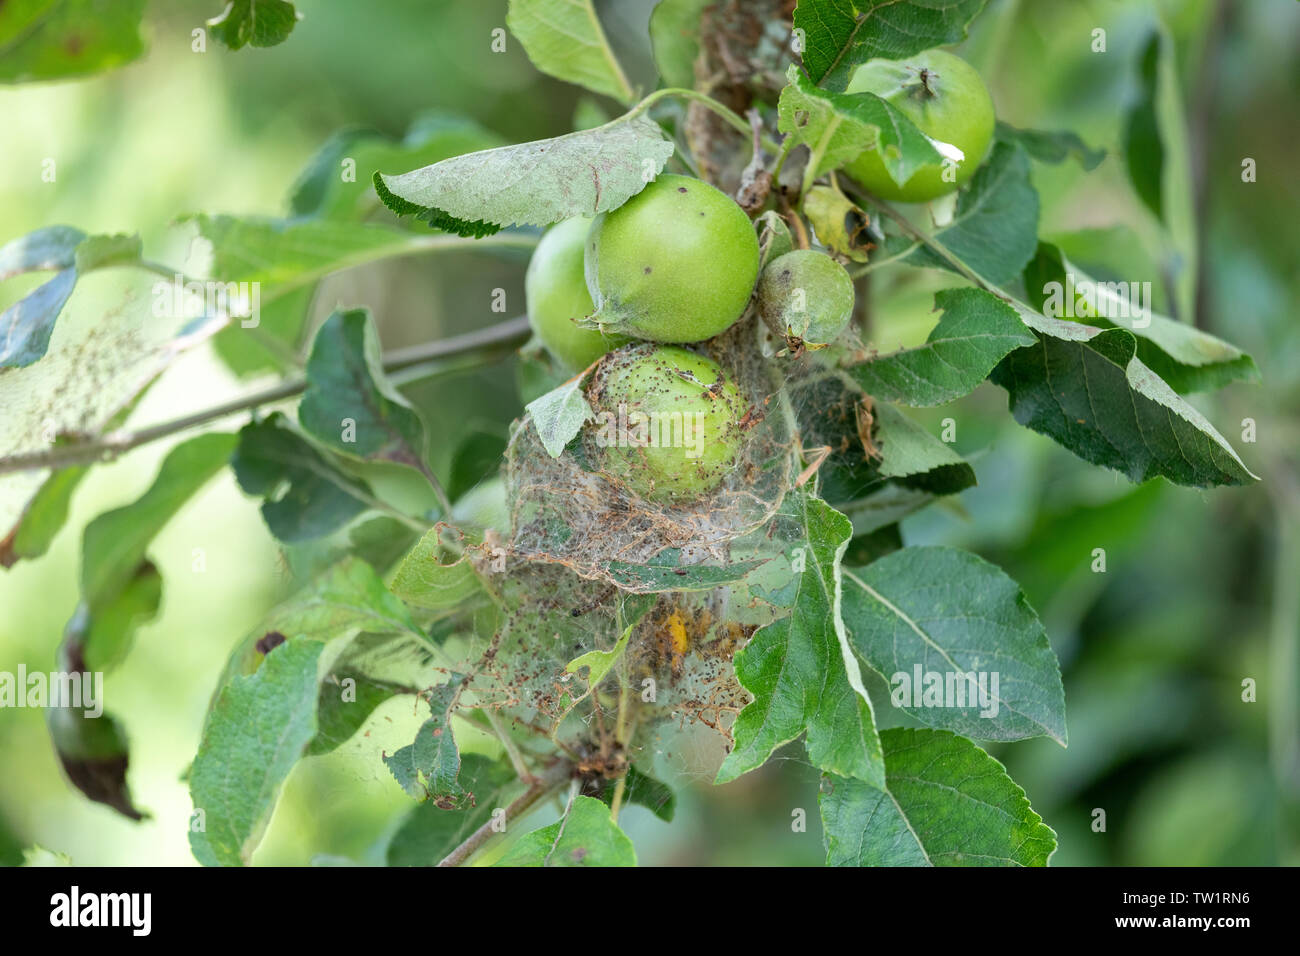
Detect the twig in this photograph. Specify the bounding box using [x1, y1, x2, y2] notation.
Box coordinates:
[850, 186, 995, 292]
[436, 760, 572, 868]
[625, 87, 780, 156]
[0, 316, 531, 476]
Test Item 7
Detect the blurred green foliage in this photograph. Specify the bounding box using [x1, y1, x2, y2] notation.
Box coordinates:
[0, 0, 1296, 866]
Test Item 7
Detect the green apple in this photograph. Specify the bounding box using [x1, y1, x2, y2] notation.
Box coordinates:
[585, 344, 749, 502]
[756, 249, 855, 348]
[844, 49, 995, 203]
[584, 174, 760, 343]
[525, 217, 628, 371]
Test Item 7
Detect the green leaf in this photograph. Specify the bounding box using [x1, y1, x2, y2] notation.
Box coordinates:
[307, 672, 412, 757]
[389, 528, 483, 612]
[299, 308, 429, 473]
[834, 403, 974, 534]
[820, 728, 1056, 866]
[717, 491, 885, 787]
[0, 229, 144, 368]
[289, 115, 506, 221]
[374, 114, 674, 237]
[448, 431, 508, 501]
[495, 795, 636, 866]
[794, 0, 990, 91]
[386, 755, 515, 865]
[566, 627, 630, 689]
[195, 211, 518, 378]
[195, 214, 468, 303]
[80, 432, 235, 639]
[189, 637, 324, 866]
[871, 403, 975, 493]
[990, 302, 1257, 487]
[777, 64, 942, 186]
[995, 121, 1105, 171]
[0, 269, 75, 368]
[0, 225, 84, 277]
[191, 559, 420, 865]
[73, 233, 142, 272]
[506, 0, 634, 104]
[844, 522, 903, 566]
[901, 141, 1039, 285]
[265, 558, 422, 648]
[1123, 33, 1165, 223]
[1022, 242, 1257, 394]
[1, 463, 88, 567]
[231, 413, 374, 543]
[838, 483, 940, 536]
[526, 373, 593, 458]
[847, 287, 1035, 406]
[207, 0, 299, 51]
[384, 681, 466, 805]
[649, 0, 709, 89]
[801, 373, 974, 517]
[83, 560, 163, 676]
[842, 546, 1066, 743]
[347, 516, 420, 574]
[0, 0, 146, 83]
[600, 765, 676, 823]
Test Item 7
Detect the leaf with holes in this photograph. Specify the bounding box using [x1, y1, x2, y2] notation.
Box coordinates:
[385, 681, 467, 805]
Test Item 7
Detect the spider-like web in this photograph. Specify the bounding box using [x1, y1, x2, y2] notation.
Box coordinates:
[331, 315, 880, 796]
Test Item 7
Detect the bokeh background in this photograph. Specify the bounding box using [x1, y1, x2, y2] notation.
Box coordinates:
[0, 0, 1296, 866]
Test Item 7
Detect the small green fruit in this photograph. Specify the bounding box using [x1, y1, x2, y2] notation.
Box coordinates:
[584, 174, 760, 343]
[844, 50, 995, 203]
[585, 344, 749, 502]
[526, 218, 627, 371]
[756, 250, 855, 348]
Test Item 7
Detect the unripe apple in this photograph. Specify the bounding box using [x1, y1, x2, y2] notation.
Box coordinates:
[584, 175, 760, 343]
[844, 50, 995, 203]
[585, 344, 749, 502]
[525, 217, 628, 371]
[756, 249, 855, 349]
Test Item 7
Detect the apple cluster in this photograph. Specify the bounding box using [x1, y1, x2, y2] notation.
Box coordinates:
[523, 53, 994, 502]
